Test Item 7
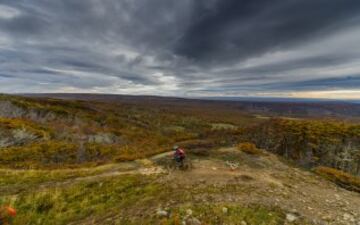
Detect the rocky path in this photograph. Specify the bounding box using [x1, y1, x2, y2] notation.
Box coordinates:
[156, 149, 360, 225]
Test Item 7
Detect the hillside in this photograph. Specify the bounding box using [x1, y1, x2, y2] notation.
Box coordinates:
[1, 147, 359, 225]
[26, 93, 360, 120]
[0, 94, 359, 225]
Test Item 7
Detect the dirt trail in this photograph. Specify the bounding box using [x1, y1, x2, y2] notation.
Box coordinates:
[36, 151, 173, 190]
[157, 148, 360, 225]
[25, 148, 360, 224]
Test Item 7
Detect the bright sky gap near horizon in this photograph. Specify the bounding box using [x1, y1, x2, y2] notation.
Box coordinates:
[0, 1, 360, 99]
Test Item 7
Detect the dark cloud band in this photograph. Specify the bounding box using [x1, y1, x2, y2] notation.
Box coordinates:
[0, 0, 359, 98]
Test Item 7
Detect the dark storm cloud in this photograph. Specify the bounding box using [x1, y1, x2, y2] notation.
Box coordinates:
[0, 0, 360, 97]
[175, 0, 360, 64]
[0, 74, 13, 78]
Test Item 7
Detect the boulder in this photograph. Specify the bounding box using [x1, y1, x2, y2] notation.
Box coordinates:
[286, 213, 298, 222]
[156, 209, 168, 218]
[186, 217, 201, 225]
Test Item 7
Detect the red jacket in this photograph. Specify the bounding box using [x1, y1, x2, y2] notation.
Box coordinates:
[174, 148, 185, 158]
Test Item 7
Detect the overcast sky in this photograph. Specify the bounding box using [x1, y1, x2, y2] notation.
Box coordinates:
[0, 0, 360, 99]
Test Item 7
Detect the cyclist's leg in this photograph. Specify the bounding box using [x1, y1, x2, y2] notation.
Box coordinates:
[180, 157, 185, 168]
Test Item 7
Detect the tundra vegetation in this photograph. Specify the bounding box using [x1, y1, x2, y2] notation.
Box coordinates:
[0, 94, 359, 224]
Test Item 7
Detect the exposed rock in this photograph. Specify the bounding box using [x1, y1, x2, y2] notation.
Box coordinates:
[343, 213, 355, 222]
[186, 209, 193, 216]
[156, 209, 168, 218]
[222, 207, 228, 214]
[0, 101, 26, 118]
[335, 194, 341, 200]
[0, 127, 40, 147]
[12, 128, 38, 143]
[286, 213, 298, 222]
[240, 221, 247, 225]
[87, 133, 118, 144]
[321, 215, 331, 221]
[186, 217, 201, 225]
[225, 161, 239, 170]
[0, 100, 75, 123]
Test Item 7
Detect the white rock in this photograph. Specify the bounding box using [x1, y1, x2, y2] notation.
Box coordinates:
[343, 213, 353, 221]
[240, 221, 247, 225]
[334, 194, 340, 200]
[286, 213, 298, 222]
[186, 217, 201, 225]
[186, 209, 193, 216]
[222, 207, 228, 214]
[156, 209, 168, 217]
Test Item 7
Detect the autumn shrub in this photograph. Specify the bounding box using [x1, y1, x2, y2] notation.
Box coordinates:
[0, 141, 78, 168]
[176, 139, 215, 149]
[114, 146, 140, 162]
[314, 166, 360, 193]
[113, 143, 163, 162]
[0, 117, 51, 139]
[243, 118, 360, 174]
[0, 141, 123, 168]
[237, 142, 264, 155]
[174, 139, 216, 156]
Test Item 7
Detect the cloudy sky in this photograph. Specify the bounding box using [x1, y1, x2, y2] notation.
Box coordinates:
[0, 0, 360, 99]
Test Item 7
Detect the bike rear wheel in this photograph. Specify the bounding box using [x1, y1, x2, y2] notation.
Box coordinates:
[166, 159, 192, 171]
[182, 159, 193, 170]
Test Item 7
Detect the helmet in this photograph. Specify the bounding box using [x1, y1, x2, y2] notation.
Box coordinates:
[172, 145, 179, 151]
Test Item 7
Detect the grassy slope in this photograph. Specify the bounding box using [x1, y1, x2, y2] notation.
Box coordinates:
[1, 148, 359, 225]
[0, 150, 301, 225]
[0, 174, 286, 225]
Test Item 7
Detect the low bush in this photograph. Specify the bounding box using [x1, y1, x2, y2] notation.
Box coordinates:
[175, 139, 216, 156]
[188, 148, 213, 156]
[0, 117, 51, 139]
[314, 166, 360, 193]
[176, 139, 215, 149]
[0, 141, 122, 169]
[237, 142, 264, 156]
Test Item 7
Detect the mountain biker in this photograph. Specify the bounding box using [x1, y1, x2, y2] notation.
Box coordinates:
[173, 145, 186, 167]
[0, 206, 16, 225]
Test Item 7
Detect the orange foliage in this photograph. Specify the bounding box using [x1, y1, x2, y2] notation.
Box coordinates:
[237, 142, 263, 155]
[314, 166, 360, 192]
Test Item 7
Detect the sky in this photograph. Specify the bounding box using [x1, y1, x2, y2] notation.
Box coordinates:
[0, 0, 360, 99]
